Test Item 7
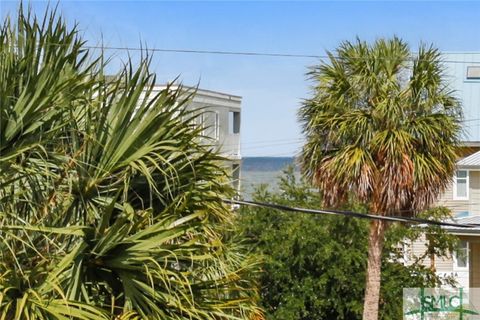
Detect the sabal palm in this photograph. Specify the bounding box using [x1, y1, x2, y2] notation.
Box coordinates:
[299, 38, 461, 320]
[0, 6, 261, 319]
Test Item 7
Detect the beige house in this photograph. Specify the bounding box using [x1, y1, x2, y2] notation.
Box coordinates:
[405, 54, 480, 289]
[409, 150, 480, 288]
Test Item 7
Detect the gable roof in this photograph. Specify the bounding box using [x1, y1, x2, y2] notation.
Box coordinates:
[152, 84, 242, 101]
[457, 151, 480, 168]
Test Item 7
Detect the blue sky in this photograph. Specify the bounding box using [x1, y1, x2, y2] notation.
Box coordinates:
[2, 1, 480, 156]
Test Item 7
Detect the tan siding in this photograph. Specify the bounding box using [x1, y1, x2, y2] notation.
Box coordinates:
[436, 171, 480, 216]
[408, 235, 454, 272]
[471, 171, 480, 214]
[434, 255, 454, 272]
[406, 159, 480, 278]
[409, 235, 430, 267]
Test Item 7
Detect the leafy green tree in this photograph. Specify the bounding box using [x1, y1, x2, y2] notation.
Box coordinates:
[0, 6, 261, 319]
[298, 38, 461, 319]
[238, 167, 457, 320]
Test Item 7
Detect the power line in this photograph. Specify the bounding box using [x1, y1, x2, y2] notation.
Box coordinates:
[241, 138, 302, 144]
[462, 118, 480, 123]
[242, 152, 298, 157]
[81, 45, 480, 64]
[218, 138, 303, 148]
[225, 198, 480, 229]
[226, 119, 480, 149]
[240, 140, 303, 151]
[85, 45, 324, 59]
[11, 42, 480, 64]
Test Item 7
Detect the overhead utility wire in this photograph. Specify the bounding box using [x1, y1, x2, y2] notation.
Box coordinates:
[240, 138, 304, 145]
[245, 151, 299, 157]
[81, 45, 480, 64]
[224, 198, 480, 229]
[84, 45, 323, 59]
[10, 42, 480, 64]
[23, 42, 480, 64]
[220, 138, 303, 148]
[240, 141, 303, 151]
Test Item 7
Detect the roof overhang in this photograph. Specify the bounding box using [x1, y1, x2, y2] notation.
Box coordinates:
[439, 215, 480, 235]
[460, 141, 480, 148]
[457, 150, 480, 168]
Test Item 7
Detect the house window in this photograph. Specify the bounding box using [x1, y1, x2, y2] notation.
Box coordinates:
[200, 113, 207, 136]
[228, 111, 240, 134]
[467, 66, 480, 80]
[454, 240, 469, 269]
[214, 112, 220, 140]
[453, 170, 469, 200]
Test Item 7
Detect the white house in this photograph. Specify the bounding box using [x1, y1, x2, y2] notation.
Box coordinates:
[145, 85, 242, 190]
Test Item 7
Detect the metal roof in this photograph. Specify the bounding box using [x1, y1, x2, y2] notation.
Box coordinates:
[152, 84, 242, 100]
[441, 215, 480, 235]
[457, 151, 480, 167]
[448, 215, 480, 225]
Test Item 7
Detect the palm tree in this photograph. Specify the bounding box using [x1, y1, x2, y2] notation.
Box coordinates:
[299, 37, 461, 320]
[0, 6, 261, 319]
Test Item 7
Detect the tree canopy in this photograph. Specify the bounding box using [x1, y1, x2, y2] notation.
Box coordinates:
[238, 167, 457, 320]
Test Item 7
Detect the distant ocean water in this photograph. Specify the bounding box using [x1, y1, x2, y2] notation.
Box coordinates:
[240, 157, 300, 199]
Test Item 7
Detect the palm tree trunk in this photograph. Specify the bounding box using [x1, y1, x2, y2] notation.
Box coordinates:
[362, 219, 387, 320]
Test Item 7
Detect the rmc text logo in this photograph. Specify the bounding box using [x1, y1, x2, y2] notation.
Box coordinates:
[403, 288, 480, 319]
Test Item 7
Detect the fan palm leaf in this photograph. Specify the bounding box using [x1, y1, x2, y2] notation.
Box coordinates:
[0, 5, 261, 319]
[299, 37, 461, 320]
